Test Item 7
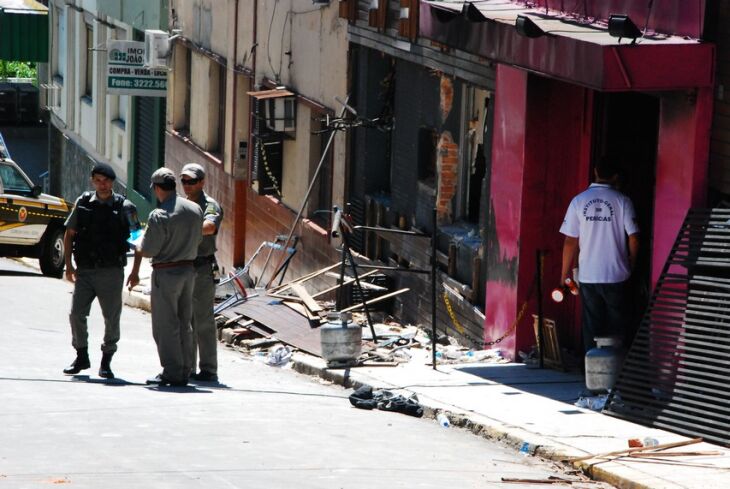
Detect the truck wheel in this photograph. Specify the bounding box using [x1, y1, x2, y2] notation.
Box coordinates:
[39, 227, 65, 278]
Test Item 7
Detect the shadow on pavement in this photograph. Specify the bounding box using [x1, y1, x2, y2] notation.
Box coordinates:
[0, 376, 346, 398]
[455, 363, 586, 403]
[0, 269, 43, 278]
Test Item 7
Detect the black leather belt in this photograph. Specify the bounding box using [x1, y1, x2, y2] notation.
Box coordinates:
[152, 260, 194, 270]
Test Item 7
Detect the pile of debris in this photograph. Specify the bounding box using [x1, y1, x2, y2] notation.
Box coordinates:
[213, 261, 508, 369]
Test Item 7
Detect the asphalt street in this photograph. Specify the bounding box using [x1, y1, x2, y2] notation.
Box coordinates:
[0, 257, 611, 489]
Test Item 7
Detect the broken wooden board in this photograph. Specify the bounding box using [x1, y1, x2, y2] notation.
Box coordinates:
[283, 300, 322, 322]
[269, 263, 341, 295]
[221, 295, 322, 356]
[312, 269, 382, 299]
[323, 271, 387, 291]
[290, 283, 323, 313]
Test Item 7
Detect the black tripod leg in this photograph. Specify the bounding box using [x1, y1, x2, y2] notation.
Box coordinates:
[335, 238, 348, 311]
[341, 232, 377, 342]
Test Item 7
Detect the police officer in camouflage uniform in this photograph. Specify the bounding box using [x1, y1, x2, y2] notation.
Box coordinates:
[179, 163, 224, 383]
[63, 162, 139, 379]
[127, 168, 202, 387]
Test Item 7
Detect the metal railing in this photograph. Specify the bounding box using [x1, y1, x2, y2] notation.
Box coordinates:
[605, 208, 730, 446]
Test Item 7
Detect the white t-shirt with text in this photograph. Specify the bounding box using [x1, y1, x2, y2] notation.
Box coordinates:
[560, 183, 639, 284]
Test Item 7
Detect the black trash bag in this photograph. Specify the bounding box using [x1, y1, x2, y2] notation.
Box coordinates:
[349, 386, 424, 417]
[349, 385, 378, 410]
[377, 393, 424, 418]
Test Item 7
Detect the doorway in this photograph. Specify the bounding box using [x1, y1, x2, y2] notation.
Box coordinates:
[592, 92, 660, 345]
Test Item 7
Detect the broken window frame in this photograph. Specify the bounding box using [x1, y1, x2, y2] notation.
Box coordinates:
[455, 86, 489, 224]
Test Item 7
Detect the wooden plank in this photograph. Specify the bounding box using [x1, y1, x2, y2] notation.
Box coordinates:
[290, 283, 323, 313]
[532, 315, 564, 370]
[323, 270, 386, 290]
[267, 291, 303, 302]
[566, 438, 703, 463]
[225, 295, 322, 356]
[341, 288, 410, 312]
[283, 300, 321, 322]
[312, 269, 381, 298]
[269, 262, 342, 294]
[628, 451, 722, 458]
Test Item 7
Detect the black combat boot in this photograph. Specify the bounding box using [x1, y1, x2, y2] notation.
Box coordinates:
[63, 347, 90, 375]
[98, 352, 114, 379]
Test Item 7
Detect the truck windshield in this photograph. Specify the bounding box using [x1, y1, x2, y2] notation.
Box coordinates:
[0, 164, 32, 195]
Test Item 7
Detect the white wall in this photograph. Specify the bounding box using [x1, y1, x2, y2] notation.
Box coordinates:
[49, 0, 133, 184]
[255, 1, 348, 210]
[172, 0, 229, 56]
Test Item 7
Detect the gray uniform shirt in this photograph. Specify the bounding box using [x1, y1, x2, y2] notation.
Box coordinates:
[193, 191, 223, 258]
[140, 193, 203, 264]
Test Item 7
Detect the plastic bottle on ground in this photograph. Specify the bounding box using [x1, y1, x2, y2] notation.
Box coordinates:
[436, 413, 450, 428]
[519, 442, 530, 456]
[643, 437, 659, 447]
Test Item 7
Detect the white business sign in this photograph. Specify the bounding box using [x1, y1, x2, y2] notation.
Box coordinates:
[107, 40, 167, 97]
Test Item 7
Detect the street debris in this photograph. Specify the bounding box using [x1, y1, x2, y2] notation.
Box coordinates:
[628, 450, 723, 458]
[500, 476, 586, 484]
[567, 437, 705, 463]
[574, 393, 608, 411]
[502, 475, 593, 485]
[265, 345, 292, 367]
[348, 385, 423, 417]
[213, 261, 510, 370]
[436, 412, 450, 428]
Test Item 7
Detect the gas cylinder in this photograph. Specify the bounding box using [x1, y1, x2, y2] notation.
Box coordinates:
[585, 336, 624, 391]
[320, 312, 362, 368]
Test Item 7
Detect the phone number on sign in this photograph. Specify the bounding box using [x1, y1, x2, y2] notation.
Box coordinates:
[109, 77, 166, 89]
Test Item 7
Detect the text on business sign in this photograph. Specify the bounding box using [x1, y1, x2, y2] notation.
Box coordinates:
[106, 40, 167, 97]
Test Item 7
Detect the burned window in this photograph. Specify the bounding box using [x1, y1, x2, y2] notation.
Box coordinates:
[418, 127, 437, 185]
[456, 88, 490, 224]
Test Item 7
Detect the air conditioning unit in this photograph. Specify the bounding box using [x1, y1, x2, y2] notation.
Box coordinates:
[264, 96, 296, 133]
[144, 30, 170, 69]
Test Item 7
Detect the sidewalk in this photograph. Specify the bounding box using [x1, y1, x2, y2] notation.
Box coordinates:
[122, 258, 729, 489]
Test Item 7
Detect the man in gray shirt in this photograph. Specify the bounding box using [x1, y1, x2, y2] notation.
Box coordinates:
[127, 168, 203, 387]
[180, 163, 223, 383]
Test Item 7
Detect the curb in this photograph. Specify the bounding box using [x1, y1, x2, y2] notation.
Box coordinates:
[124, 289, 151, 312]
[289, 353, 564, 453]
[288, 352, 647, 489]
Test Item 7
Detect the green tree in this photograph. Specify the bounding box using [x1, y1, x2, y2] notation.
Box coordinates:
[0, 61, 36, 79]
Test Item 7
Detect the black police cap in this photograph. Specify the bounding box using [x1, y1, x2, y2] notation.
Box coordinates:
[91, 162, 116, 180]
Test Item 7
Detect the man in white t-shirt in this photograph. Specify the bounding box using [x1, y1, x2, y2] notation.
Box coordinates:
[560, 160, 640, 354]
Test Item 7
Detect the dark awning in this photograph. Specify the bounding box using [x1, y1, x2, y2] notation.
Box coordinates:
[420, 1, 714, 92]
[0, 0, 48, 62]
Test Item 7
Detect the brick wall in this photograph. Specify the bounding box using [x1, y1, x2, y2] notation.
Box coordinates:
[245, 189, 341, 291]
[436, 131, 458, 222]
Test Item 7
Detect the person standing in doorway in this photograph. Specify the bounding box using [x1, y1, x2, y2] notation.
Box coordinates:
[179, 163, 224, 383]
[126, 168, 203, 387]
[560, 159, 640, 354]
[63, 162, 139, 379]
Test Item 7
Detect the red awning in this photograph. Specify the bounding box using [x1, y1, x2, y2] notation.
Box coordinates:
[420, 1, 714, 91]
